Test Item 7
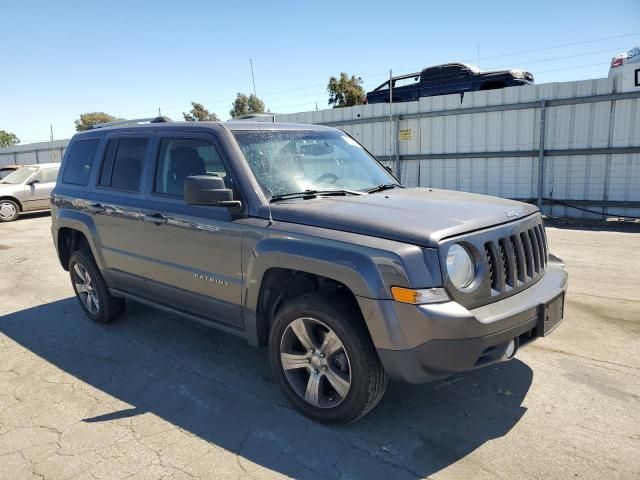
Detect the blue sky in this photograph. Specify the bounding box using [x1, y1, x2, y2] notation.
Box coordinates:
[1, 0, 639, 144]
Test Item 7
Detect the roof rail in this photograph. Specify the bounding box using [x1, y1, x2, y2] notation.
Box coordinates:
[87, 116, 172, 130]
[234, 113, 276, 123]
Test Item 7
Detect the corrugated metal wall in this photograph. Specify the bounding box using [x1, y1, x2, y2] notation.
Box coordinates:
[278, 78, 640, 219]
[0, 139, 67, 167]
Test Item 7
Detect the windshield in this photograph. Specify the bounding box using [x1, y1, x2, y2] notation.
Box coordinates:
[232, 130, 398, 198]
[0, 166, 38, 184]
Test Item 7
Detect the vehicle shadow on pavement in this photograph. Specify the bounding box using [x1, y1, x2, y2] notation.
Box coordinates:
[0, 298, 533, 479]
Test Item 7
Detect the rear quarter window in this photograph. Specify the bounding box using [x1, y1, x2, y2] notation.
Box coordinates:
[62, 138, 101, 186]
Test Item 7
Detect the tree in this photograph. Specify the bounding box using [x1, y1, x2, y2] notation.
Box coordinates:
[183, 102, 219, 122]
[75, 112, 118, 131]
[0, 130, 20, 148]
[229, 93, 267, 119]
[327, 73, 366, 108]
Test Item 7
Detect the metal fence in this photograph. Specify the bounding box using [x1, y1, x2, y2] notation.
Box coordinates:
[2, 77, 639, 219]
[277, 77, 640, 219]
[0, 139, 67, 166]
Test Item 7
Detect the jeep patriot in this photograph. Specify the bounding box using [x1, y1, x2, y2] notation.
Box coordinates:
[51, 117, 568, 423]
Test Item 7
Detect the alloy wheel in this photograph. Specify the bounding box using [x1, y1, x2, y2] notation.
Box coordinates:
[280, 317, 352, 408]
[73, 263, 100, 315]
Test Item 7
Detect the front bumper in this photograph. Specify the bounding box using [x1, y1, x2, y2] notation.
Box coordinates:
[359, 256, 568, 383]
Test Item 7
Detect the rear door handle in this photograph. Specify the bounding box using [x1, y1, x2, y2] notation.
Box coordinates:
[143, 213, 168, 225]
[87, 203, 105, 213]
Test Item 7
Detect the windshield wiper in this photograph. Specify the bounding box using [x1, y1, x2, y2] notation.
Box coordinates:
[270, 189, 363, 203]
[365, 183, 403, 194]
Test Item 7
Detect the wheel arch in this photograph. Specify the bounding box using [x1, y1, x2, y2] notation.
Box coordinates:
[243, 238, 389, 347]
[54, 210, 105, 271]
[0, 196, 23, 212]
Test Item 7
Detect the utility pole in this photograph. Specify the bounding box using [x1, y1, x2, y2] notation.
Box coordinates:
[158, 107, 162, 116]
[49, 125, 53, 142]
[389, 69, 394, 165]
[249, 59, 257, 98]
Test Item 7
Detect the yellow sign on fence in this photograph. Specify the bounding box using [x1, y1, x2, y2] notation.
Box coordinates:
[398, 128, 412, 141]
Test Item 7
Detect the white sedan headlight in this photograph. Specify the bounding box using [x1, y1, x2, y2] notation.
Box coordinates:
[446, 244, 475, 289]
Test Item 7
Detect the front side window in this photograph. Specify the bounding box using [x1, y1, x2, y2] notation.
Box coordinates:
[34, 167, 59, 183]
[99, 138, 148, 192]
[232, 130, 397, 198]
[0, 166, 38, 185]
[61, 138, 100, 185]
[154, 138, 231, 197]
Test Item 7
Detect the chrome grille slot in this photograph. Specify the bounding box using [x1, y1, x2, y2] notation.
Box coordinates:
[528, 229, 540, 273]
[535, 224, 547, 265]
[499, 239, 515, 288]
[511, 235, 525, 284]
[520, 232, 534, 278]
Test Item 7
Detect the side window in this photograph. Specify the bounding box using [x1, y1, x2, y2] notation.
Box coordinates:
[61, 138, 100, 185]
[420, 67, 441, 82]
[154, 138, 231, 197]
[441, 64, 467, 77]
[393, 76, 420, 88]
[98, 138, 148, 192]
[35, 167, 59, 183]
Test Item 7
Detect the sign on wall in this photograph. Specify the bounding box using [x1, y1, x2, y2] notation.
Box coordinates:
[398, 128, 412, 141]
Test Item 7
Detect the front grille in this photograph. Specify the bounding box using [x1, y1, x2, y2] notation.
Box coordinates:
[484, 222, 547, 295]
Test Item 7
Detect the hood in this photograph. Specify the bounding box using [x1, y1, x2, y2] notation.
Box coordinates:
[268, 187, 538, 248]
[0, 182, 23, 194]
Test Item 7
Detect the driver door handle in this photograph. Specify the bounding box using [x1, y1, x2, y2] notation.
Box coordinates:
[142, 213, 168, 225]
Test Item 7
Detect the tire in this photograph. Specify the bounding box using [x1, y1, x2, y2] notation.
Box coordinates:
[69, 248, 125, 324]
[0, 199, 20, 222]
[269, 292, 388, 424]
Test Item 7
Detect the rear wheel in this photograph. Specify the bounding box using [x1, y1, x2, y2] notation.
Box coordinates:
[0, 199, 20, 222]
[69, 249, 125, 323]
[269, 292, 387, 424]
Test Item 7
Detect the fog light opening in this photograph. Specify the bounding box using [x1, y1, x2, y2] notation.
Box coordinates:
[505, 338, 519, 359]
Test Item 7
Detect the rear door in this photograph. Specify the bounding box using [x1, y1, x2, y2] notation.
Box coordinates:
[24, 166, 60, 210]
[90, 135, 151, 291]
[136, 133, 244, 328]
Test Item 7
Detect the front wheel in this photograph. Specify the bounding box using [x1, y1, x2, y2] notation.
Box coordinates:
[0, 199, 20, 222]
[269, 292, 387, 424]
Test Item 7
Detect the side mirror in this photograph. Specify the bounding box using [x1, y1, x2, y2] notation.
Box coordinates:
[184, 175, 241, 211]
[27, 178, 40, 186]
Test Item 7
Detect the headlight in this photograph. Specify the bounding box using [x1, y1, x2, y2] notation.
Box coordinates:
[446, 244, 475, 289]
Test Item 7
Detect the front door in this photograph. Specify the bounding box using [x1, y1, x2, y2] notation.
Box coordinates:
[25, 166, 59, 210]
[137, 134, 243, 328]
[438, 64, 474, 96]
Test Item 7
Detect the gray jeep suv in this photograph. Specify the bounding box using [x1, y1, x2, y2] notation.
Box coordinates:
[51, 118, 568, 424]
